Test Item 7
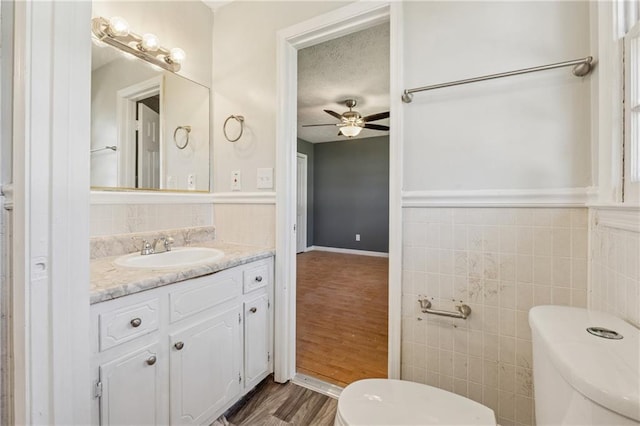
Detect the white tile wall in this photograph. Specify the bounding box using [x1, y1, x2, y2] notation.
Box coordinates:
[213, 204, 275, 247]
[90, 204, 213, 236]
[589, 208, 640, 328]
[401, 207, 588, 426]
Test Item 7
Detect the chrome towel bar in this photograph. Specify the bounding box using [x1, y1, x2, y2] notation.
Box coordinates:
[90, 145, 117, 153]
[418, 297, 471, 320]
[402, 56, 594, 103]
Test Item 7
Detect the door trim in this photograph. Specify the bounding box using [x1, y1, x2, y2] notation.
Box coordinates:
[296, 153, 308, 253]
[274, 1, 403, 382]
[116, 76, 162, 188]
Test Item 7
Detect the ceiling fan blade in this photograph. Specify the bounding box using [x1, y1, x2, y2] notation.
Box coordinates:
[362, 111, 390, 122]
[302, 124, 338, 127]
[364, 123, 390, 131]
[323, 109, 343, 120]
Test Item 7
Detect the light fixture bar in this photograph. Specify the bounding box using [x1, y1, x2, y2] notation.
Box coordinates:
[91, 17, 184, 73]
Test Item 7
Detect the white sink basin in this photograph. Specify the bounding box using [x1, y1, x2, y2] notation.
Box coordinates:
[114, 247, 225, 270]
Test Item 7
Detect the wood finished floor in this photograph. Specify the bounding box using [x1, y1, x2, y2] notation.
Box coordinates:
[296, 251, 388, 387]
[226, 377, 337, 426]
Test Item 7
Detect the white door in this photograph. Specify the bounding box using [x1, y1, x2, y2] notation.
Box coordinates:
[99, 344, 162, 426]
[244, 294, 270, 390]
[169, 306, 241, 425]
[137, 103, 160, 189]
[296, 153, 308, 253]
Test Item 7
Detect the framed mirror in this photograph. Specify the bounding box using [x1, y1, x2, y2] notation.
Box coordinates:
[90, 42, 210, 192]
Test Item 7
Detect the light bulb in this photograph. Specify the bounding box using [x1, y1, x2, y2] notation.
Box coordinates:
[139, 33, 159, 52]
[167, 47, 186, 65]
[107, 16, 129, 37]
[340, 124, 362, 137]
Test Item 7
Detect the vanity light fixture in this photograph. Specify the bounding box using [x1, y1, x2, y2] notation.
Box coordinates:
[91, 16, 186, 72]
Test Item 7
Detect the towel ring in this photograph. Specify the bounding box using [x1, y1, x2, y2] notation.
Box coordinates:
[174, 125, 191, 149]
[223, 115, 244, 142]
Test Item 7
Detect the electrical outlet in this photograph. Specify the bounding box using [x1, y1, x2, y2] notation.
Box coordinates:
[187, 174, 196, 190]
[355, 234, 361, 242]
[231, 170, 241, 191]
[257, 168, 273, 189]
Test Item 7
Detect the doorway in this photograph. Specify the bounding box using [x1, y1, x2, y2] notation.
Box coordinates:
[274, 1, 403, 386]
[116, 76, 162, 189]
[284, 5, 390, 387]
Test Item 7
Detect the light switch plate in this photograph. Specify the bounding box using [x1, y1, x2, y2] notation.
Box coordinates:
[257, 168, 273, 189]
[231, 170, 241, 191]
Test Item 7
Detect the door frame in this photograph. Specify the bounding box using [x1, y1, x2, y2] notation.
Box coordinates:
[274, 1, 404, 382]
[116, 76, 163, 188]
[296, 152, 308, 253]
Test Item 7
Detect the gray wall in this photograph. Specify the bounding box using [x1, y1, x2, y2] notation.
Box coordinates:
[297, 139, 314, 246]
[313, 136, 389, 252]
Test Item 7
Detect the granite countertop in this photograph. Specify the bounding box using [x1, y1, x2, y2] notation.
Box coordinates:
[90, 240, 275, 304]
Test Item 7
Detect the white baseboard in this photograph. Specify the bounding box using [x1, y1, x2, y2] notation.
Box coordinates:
[306, 245, 389, 258]
[291, 373, 342, 399]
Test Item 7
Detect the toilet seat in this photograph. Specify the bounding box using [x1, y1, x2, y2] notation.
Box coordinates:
[335, 379, 496, 426]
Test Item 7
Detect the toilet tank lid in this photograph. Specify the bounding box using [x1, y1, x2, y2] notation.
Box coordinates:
[529, 306, 640, 422]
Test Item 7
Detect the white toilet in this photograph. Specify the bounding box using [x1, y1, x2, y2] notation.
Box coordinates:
[334, 378, 496, 425]
[529, 305, 640, 425]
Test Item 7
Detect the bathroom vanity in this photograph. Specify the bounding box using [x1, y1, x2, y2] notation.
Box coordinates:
[89, 235, 274, 426]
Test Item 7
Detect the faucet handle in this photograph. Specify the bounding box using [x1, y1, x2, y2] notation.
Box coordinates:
[131, 236, 154, 255]
[164, 237, 175, 251]
[140, 240, 154, 255]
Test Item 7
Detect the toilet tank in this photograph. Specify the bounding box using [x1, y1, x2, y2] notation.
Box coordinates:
[529, 306, 639, 426]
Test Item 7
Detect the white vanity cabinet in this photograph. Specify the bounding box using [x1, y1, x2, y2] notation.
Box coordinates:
[98, 343, 163, 425]
[90, 256, 274, 426]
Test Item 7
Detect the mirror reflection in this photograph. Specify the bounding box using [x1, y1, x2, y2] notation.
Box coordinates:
[90, 42, 210, 192]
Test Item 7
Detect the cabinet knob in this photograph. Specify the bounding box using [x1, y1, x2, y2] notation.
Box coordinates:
[130, 318, 142, 328]
[174, 341, 185, 350]
[255, 276, 263, 282]
[249, 307, 257, 313]
[146, 355, 157, 366]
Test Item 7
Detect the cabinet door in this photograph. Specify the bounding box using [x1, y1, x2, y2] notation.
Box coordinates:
[244, 294, 270, 389]
[99, 344, 161, 426]
[169, 306, 241, 425]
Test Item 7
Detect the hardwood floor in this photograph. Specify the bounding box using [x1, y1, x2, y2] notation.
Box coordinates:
[296, 251, 388, 387]
[226, 377, 337, 426]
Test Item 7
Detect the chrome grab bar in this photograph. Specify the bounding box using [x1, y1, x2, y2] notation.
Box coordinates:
[418, 298, 471, 320]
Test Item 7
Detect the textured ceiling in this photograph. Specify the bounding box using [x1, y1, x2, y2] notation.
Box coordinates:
[297, 23, 390, 143]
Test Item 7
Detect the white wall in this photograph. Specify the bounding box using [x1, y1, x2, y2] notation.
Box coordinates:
[403, 1, 592, 191]
[211, 1, 352, 193]
[164, 72, 210, 190]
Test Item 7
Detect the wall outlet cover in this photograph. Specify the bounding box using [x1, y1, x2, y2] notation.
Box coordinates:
[231, 170, 241, 191]
[355, 234, 361, 241]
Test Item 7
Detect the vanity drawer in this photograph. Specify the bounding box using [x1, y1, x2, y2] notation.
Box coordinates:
[243, 260, 270, 294]
[99, 298, 159, 351]
[169, 268, 242, 323]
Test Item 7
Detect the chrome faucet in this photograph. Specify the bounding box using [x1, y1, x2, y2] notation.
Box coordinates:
[152, 236, 174, 254]
[139, 236, 174, 255]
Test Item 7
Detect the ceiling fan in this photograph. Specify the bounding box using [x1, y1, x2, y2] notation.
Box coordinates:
[302, 99, 389, 138]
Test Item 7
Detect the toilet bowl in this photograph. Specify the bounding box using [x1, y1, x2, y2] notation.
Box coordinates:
[334, 378, 496, 425]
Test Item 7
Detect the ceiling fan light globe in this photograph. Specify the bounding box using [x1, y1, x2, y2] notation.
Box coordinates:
[341, 125, 362, 137]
